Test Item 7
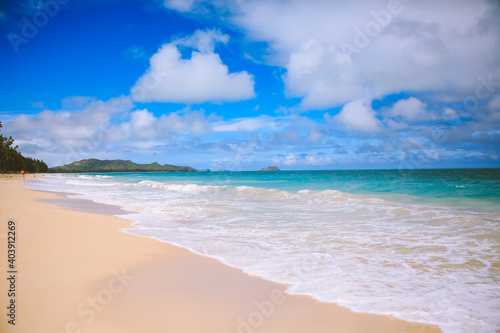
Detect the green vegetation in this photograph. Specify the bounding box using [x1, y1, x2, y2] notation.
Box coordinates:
[49, 159, 197, 173]
[260, 166, 280, 171]
[0, 121, 48, 173]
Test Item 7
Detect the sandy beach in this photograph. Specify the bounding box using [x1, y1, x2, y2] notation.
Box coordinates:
[0, 176, 442, 333]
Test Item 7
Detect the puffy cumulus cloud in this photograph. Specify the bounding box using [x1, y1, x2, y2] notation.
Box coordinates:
[383, 97, 464, 128]
[2, 96, 217, 166]
[170, 0, 500, 109]
[130, 29, 255, 104]
[332, 100, 382, 133]
[5, 97, 498, 169]
[3, 96, 133, 166]
[284, 37, 362, 108]
[7, 97, 132, 148]
[442, 107, 460, 121]
[387, 97, 428, 121]
[279, 153, 297, 166]
[106, 108, 212, 142]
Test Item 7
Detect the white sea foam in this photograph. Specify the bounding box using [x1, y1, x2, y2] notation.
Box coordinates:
[30, 174, 500, 333]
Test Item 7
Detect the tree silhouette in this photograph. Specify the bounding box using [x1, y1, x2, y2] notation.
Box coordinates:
[0, 121, 48, 173]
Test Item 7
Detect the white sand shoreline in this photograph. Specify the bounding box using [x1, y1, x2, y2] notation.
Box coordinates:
[0, 175, 442, 333]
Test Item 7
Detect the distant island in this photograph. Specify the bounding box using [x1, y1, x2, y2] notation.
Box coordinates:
[49, 159, 197, 173]
[259, 166, 280, 171]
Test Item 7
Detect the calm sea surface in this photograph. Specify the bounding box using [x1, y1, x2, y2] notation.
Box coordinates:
[30, 168, 500, 333]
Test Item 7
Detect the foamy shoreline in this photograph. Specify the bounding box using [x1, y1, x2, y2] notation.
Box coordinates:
[0, 175, 442, 333]
[30, 172, 500, 332]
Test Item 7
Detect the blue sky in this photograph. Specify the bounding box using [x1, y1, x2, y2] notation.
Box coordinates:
[0, 0, 499, 170]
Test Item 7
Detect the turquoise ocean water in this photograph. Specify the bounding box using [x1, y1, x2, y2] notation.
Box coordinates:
[31, 168, 500, 333]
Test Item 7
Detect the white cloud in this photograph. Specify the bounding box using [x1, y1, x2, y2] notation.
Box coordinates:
[386, 118, 408, 130]
[107, 108, 212, 141]
[214, 114, 327, 145]
[130, 29, 255, 104]
[4, 96, 216, 166]
[388, 97, 429, 121]
[442, 107, 460, 121]
[490, 94, 500, 110]
[398, 139, 423, 150]
[334, 100, 381, 133]
[384, 99, 463, 127]
[4, 97, 133, 166]
[174, 29, 229, 53]
[183, 0, 500, 109]
[307, 127, 324, 143]
[214, 117, 267, 132]
[283, 153, 297, 166]
[305, 154, 332, 165]
[213, 115, 284, 132]
[108, 109, 156, 140]
[8, 97, 131, 148]
[426, 148, 440, 161]
[272, 153, 332, 166]
[284, 36, 361, 108]
[163, 0, 196, 13]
